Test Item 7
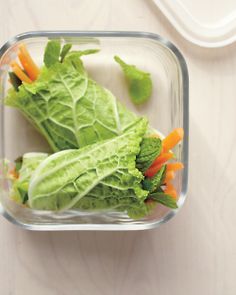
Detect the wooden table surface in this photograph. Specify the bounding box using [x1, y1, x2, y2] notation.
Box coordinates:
[0, 1, 236, 294]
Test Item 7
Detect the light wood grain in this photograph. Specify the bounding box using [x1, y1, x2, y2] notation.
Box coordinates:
[0, 0, 236, 294]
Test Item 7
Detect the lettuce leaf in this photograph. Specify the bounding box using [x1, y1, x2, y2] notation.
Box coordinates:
[12, 153, 48, 204]
[127, 200, 157, 219]
[28, 118, 148, 211]
[5, 49, 137, 152]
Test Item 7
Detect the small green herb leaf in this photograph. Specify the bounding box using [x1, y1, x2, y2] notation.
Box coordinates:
[9, 72, 22, 91]
[65, 49, 100, 60]
[114, 55, 152, 105]
[149, 192, 178, 209]
[136, 137, 162, 173]
[60, 43, 72, 62]
[14, 156, 23, 172]
[44, 40, 61, 67]
[142, 165, 166, 192]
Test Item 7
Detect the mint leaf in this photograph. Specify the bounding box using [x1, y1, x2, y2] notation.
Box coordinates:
[157, 186, 164, 193]
[136, 137, 162, 172]
[67, 49, 100, 58]
[14, 156, 23, 172]
[44, 40, 61, 67]
[142, 165, 166, 192]
[60, 43, 72, 62]
[59, 44, 99, 63]
[9, 72, 22, 91]
[114, 55, 152, 105]
[149, 192, 178, 209]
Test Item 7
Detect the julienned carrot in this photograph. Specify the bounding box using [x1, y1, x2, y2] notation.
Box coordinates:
[165, 189, 177, 199]
[10, 61, 32, 84]
[8, 168, 19, 180]
[18, 52, 35, 81]
[144, 163, 162, 178]
[164, 170, 175, 183]
[18, 44, 40, 80]
[145, 153, 173, 177]
[166, 162, 184, 172]
[162, 128, 184, 152]
[152, 152, 173, 166]
[165, 182, 174, 190]
[164, 183, 177, 199]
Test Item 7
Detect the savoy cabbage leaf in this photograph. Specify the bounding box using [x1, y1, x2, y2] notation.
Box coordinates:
[28, 118, 148, 211]
[12, 152, 48, 204]
[5, 49, 137, 152]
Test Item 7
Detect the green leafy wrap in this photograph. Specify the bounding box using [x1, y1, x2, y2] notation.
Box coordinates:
[5, 41, 178, 219]
[5, 44, 137, 151]
[28, 118, 148, 212]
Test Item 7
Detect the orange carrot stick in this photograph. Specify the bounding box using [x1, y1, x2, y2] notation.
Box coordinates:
[166, 162, 184, 172]
[165, 182, 175, 190]
[162, 128, 184, 152]
[8, 168, 19, 180]
[18, 52, 35, 81]
[145, 152, 173, 178]
[18, 44, 40, 80]
[165, 189, 177, 199]
[164, 170, 175, 183]
[164, 183, 177, 199]
[144, 163, 162, 178]
[152, 152, 173, 166]
[10, 61, 32, 84]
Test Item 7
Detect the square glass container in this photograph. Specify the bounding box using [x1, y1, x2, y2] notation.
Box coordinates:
[0, 31, 188, 230]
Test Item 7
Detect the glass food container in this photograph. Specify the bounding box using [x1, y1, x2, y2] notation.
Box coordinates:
[0, 31, 189, 230]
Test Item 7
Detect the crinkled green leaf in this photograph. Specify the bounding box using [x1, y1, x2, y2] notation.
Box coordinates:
[149, 192, 178, 209]
[136, 137, 162, 172]
[114, 55, 152, 105]
[44, 40, 61, 67]
[60, 43, 72, 62]
[127, 199, 157, 219]
[28, 118, 148, 211]
[12, 153, 48, 204]
[5, 50, 137, 152]
[74, 183, 144, 213]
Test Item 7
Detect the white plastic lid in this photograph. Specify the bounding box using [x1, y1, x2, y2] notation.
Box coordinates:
[153, 0, 236, 48]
